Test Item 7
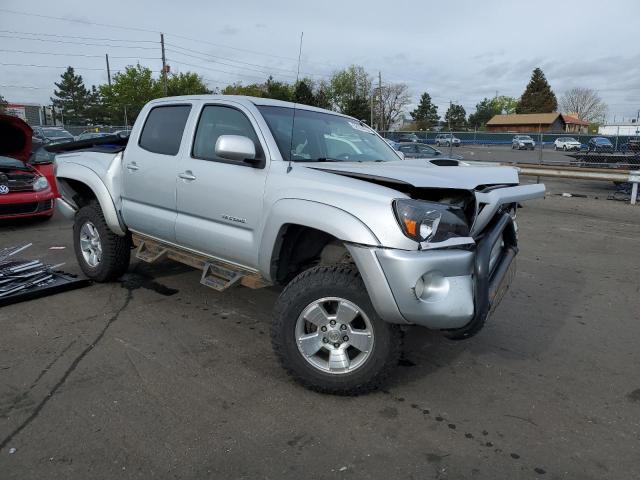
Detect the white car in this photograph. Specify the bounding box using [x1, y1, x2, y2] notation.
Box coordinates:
[554, 137, 582, 151]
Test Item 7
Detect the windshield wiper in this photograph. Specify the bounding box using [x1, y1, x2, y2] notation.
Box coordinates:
[292, 157, 344, 163]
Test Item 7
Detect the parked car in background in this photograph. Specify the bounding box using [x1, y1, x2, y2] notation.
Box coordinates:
[554, 137, 582, 151]
[435, 133, 461, 147]
[512, 135, 535, 150]
[587, 137, 614, 153]
[395, 142, 464, 161]
[623, 137, 640, 152]
[396, 133, 419, 143]
[33, 126, 75, 145]
[0, 115, 57, 221]
[76, 132, 113, 141]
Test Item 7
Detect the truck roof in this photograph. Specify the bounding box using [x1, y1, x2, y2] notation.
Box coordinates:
[145, 95, 352, 119]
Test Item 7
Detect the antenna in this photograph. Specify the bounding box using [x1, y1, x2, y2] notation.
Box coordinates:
[287, 31, 304, 173]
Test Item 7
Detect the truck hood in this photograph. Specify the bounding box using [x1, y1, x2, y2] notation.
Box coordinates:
[0, 114, 33, 163]
[305, 159, 519, 190]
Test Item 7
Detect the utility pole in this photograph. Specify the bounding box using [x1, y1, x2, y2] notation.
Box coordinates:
[105, 54, 111, 86]
[370, 93, 374, 128]
[378, 71, 383, 132]
[160, 33, 167, 96]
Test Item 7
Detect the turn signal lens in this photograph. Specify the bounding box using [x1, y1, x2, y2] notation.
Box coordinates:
[393, 199, 469, 243]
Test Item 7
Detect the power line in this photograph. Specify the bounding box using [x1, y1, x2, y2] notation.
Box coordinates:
[166, 58, 275, 83]
[0, 48, 159, 60]
[0, 8, 159, 34]
[166, 48, 298, 79]
[0, 62, 160, 73]
[0, 29, 157, 44]
[166, 42, 328, 79]
[0, 7, 341, 71]
[0, 34, 159, 50]
[0, 84, 45, 89]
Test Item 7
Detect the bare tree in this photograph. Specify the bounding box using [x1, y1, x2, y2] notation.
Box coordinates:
[559, 87, 608, 123]
[378, 83, 410, 130]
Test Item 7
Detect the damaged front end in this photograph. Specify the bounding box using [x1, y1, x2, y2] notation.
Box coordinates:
[341, 165, 545, 338]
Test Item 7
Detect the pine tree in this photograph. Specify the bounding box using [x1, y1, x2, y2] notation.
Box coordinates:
[293, 79, 315, 106]
[516, 68, 557, 113]
[410, 92, 439, 129]
[445, 103, 467, 130]
[51, 67, 91, 125]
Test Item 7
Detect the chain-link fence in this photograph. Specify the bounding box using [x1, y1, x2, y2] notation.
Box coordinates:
[380, 130, 640, 170]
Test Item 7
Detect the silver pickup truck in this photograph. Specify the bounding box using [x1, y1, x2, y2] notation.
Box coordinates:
[53, 95, 545, 394]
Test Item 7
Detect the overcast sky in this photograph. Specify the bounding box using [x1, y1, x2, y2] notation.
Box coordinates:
[1, 0, 639, 122]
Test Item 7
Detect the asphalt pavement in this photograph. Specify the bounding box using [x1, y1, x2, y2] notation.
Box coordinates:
[1, 186, 639, 479]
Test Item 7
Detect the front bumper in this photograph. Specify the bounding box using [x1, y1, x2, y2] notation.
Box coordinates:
[348, 213, 518, 330]
[0, 189, 56, 219]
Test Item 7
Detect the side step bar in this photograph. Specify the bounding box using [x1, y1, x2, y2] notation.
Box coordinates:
[132, 234, 270, 292]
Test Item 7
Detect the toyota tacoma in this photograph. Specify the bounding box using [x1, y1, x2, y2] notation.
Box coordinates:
[52, 95, 545, 394]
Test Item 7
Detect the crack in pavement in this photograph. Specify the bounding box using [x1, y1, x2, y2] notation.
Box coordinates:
[0, 289, 133, 452]
[2, 339, 78, 419]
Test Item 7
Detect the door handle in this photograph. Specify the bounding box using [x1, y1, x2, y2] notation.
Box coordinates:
[178, 171, 196, 181]
[126, 162, 139, 171]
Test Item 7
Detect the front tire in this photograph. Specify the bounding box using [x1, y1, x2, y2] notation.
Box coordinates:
[271, 265, 401, 395]
[73, 201, 131, 281]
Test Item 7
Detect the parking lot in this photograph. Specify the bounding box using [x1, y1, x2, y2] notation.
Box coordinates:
[1, 180, 639, 479]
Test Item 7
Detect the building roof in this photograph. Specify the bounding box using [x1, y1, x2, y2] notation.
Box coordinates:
[486, 113, 561, 126]
[561, 114, 589, 126]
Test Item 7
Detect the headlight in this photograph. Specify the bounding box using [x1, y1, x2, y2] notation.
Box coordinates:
[33, 176, 49, 191]
[393, 199, 470, 243]
[519, 142, 524, 146]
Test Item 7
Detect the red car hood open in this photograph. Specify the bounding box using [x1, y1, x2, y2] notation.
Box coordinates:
[0, 113, 33, 163]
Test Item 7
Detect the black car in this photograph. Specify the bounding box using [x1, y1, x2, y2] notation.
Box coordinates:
[587, 137, 614, 153]
[33, 126, 75, 145]
[395, 142, 464, 160]
[623, 137, 640, 152]
[396, 133, 419, 143]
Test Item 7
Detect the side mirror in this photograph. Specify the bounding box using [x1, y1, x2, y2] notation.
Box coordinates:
[215, 135, 260, 166]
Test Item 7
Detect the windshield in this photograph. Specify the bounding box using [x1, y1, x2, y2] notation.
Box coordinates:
[595, 138, 610, 144]
[519, 136, 533, 140]
[258, 106, 400, 162]
[0, 155, 29, 169]
[43, 129, 73, 139]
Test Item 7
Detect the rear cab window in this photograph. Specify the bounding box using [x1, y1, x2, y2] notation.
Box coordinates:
[139, 105, 192, 155]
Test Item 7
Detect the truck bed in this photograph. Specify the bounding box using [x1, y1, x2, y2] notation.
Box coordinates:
[44, 133, 129, 154]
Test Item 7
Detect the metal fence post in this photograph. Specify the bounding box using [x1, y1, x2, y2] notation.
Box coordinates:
[630, 171, 640, 205]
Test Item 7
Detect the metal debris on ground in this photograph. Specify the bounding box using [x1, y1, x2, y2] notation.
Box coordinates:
[608, 182, 640, 203]
[0, 244, 91, 307]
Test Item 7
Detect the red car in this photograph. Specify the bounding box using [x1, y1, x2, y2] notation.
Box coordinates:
[0, 114, 58, 221]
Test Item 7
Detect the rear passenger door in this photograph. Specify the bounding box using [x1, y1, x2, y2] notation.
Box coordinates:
[121, 104, 192, 242]
[174, 103, 268, 268]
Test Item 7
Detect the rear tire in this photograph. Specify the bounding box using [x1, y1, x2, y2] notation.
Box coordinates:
[73, 201, 131, 282]
[271, 265, 401, 395]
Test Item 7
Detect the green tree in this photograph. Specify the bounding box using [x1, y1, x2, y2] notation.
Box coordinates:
[264, 76, 292, 101]
[99, 65, 163, 125]
[51, 66, 92, 125]
[516, 67, 557, 113]
[313, 81, 332, 109]
[167, 72, 212, 96]
[293, 79, 315, 106]
[410, 92, 439, 129]
[445, 103, 467, 130]
[222, 82, 265, 97]
[0, 93, 7, 113]
[492, 95, 518, 115]
[329, 65, 372, 116]
[84, 85, 110, 125]
[468, 98, 495, 128]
